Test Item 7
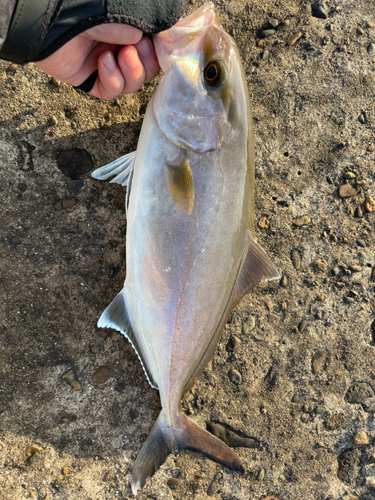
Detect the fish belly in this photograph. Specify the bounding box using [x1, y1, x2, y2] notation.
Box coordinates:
[124, 104, 250, 408]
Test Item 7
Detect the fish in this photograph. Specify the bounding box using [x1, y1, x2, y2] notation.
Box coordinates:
[91, 2, 280, 495]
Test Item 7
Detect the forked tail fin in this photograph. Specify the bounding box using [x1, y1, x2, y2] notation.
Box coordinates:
[131, 409, 244, 495]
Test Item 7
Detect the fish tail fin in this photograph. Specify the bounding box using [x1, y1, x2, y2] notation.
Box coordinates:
[131, 410, 175, 495]
[175, 412, 245, 472]
[131, 410, 244, 494]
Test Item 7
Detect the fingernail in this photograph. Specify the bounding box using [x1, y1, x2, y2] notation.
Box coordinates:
[123, 47, 139, 69]
[137, 38, 152, 57]
[103, 52, 116, 72]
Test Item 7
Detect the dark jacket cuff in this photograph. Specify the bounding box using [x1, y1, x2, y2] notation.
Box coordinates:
[0, 0, 185, 64]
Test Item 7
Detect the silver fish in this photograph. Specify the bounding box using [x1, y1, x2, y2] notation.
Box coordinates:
[92, 3, 279, 494]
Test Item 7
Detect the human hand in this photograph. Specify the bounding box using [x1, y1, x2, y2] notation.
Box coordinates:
[34, 24, 160, 100]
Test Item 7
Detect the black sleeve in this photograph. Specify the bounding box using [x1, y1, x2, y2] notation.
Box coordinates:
[0, 0, 185, 64]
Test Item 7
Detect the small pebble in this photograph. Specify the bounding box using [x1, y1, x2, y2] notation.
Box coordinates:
[226, 335, 241, 352]
[258, 217, 269, 229]
[288, 32, 302, 46]
[368, 144, 375, 152]
[90, 342, 100, 354]
[337, 184, 357, 198]
[62, 467, 69, 475]
[253, 332, 266, 341]
[261, 50, 270, 61]
[228, 368, 242, 385]
[312, 350, 327, 373]
[269, 18, 279, 28]
[357, 178, 366, 185]
[292, 215, 311, 226]
[352, 431, 369, 445]
[312, 2, 328, 19]
[280, 275, 288, 287]
[367, 43, 375, 54]
[62, 198, 77, 209]
[298, 319, 308, 333]
[246, 65, 256, 74]
[344, 171, 356, 179]
[167, 478, 180, 490]
[280, 302, 287, 311]
[364, 196, 375, 212]
[261, 29, 276, 38]
[349, 264, 362, 272]
[25, 445, 41, 458]
[243, 316, 256, 334]
[62, 370, 81, 391]
[359, 111, 367, 124]
[290, 249, 302, 270]
[313, 259, 328, 272]
[258, 469, 265, 481]
[331, 266, 340, 276]
[301, 413, 310, 423]
[315, 405, 325, 415]
[355, 207, 363, 218]
[92, 366, 109, 384]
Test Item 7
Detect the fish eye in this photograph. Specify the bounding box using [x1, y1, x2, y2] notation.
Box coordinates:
[203, 60, 227, 88]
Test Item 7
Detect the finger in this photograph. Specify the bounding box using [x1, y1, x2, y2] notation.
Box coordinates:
[90, 51, 125, 100]
[117, 45, 146, 95]
[134, 38, 160, 83]
[83, 24, 143, 46]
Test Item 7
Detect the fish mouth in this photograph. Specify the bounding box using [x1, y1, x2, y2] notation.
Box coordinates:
[154, 3, 218, 71]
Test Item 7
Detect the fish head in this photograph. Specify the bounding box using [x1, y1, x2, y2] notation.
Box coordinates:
[153, 3, 240, 153]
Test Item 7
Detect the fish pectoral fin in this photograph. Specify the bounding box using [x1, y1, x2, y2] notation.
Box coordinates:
[165, 157, 195, 215]
[97, 289, 158, 390]
[131, 410, 244, 495]
[232, 237, 280, 306]
[91, 150, 136, 187]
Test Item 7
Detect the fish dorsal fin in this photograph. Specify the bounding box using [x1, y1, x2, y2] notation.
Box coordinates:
[165, 157, 195, 215]
[231, 237, 280, 308]
[182, 238, 279, 395]
[97, 290, 158, 390]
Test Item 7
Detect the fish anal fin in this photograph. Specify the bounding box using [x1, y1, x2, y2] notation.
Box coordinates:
[231, 237, 280, 308]
[131, 410, 244, 495]
[181, 238, 279, 395]
[165, 157, 194, 215]
[97, 290, 158, 390]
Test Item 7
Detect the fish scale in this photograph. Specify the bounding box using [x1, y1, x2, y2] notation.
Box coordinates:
[92, 3, 279, 494]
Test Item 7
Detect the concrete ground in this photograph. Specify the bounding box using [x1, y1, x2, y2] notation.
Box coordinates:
[0, 1, 375, 499]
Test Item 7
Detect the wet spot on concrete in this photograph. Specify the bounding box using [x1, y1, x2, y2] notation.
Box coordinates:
[55, 149, 93, 180]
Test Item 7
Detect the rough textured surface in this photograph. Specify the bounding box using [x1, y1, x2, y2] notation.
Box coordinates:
[0, 1, 374, 499]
